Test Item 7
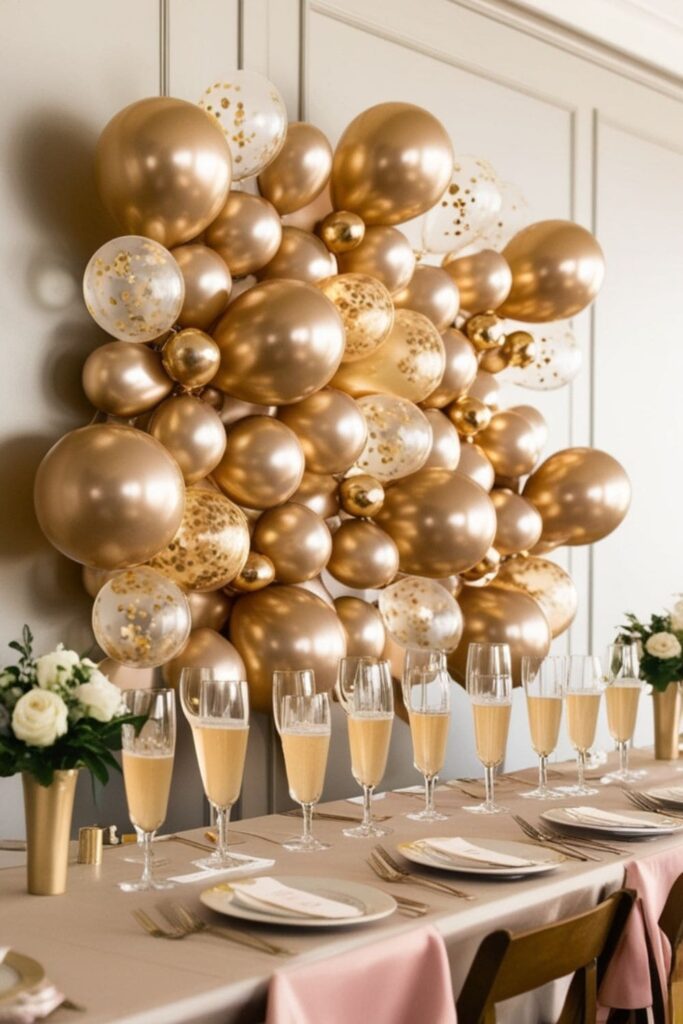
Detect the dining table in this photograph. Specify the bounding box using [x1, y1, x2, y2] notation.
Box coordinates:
[2, 747, 682, 1024]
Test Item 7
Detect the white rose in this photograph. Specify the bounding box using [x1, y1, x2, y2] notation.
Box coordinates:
[75, 679, 123, 723]
[671, 600, 683, 632]
[645, 632, 682, 660]
[36, 644, 81, 689]
[12, 690, 68, 747]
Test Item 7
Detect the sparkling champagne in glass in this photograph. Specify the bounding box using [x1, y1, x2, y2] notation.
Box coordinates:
[402, 651, 451, 822]
[276, 692, 331, 852]
[522, 655, 567, 799]
[602, 642, 646, 783]
[464, 643, 512, 815]
[562, 655, 603, 796]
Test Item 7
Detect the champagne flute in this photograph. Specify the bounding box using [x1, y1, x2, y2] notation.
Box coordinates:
[121, 688, 168, 866]
[602, 642, 646, 782]
[522, 655, 567, 799]
[276, 692, 331, 852]
[402, 656, 451, 822]
[119, 688, 176, 892]
[562, 655, 603, 796]
[272, 669, 315, 734]
[464, 643, 512, 814]
[404, 648, 447, 685]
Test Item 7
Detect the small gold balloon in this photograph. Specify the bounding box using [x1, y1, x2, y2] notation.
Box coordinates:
[490, 489, 543, 557]
[278, 388, 368, 475]
[163, 627, 245, 689]
[477, 410, 541, 479]
[339, 475, 385, 518]
[423, 409, 461, 470]
[465, 312, 506, 352]
[317, 211, 365, 254]
[456, 442, 495, 491]
[421, 328, 478, 409]
[317, 274, 394, 362]
[460, 546, 501, 586]
[186, 589, 233, 631]
[213, 416, 305, 510]
[504, 330, 536, 368]
[258, 226, 337, 284]
[446, 396, 492, 437]
[509, 404, 548, 450]
[442, 249, 512, 314]
[466, 370, 501, 409]
[149, 394, 226, 485]
[252, 503, 332, 584]
[334, 596, 386, 658]
[205, 191, 282, 277]
[478, 346, 511, 375]
[257, 122, 332, 215]
[162, 329, 221, 391]
[327, 519, 399, 589]
[171, 244, 232, 331]
[230, 552, 276, 593]
[337, 226, 415, 294]
[291, 472, 340, 519]
[393, 266, 460, 332]
[82, 342, 173, 418]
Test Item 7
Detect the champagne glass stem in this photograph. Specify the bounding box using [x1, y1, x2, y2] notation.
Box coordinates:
[539, 754, 548, 794]
[362, 785, 373, 830]
[619, 740, 628, 776]
[140, 828, 154, 887]
[424, 774, 437, 815]
[301, 802, 314, 844]
[484, 765, 495, 811]
[215, 805, 230, 860]
[577, 750, 586, 789]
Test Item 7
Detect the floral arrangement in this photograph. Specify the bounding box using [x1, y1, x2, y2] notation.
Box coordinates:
[619, 600, 683, 692]
[0, 626, 136, 786]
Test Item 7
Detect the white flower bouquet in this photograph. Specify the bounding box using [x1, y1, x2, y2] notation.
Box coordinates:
[619, 602, 683, 692]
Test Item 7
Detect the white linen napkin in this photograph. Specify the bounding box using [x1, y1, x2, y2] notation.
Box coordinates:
[230, 877, 364, 919]
[0, 949, 64, 1024]
[652, 787, 683, 802]
[420, 837, 537, 868]
[167, 852, 275, 884]
[564, 806, 665, 829]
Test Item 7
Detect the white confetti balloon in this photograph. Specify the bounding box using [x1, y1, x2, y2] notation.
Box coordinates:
[352, 395, 432, 482]
[505, 320, 582, 391]
[422, 157, 502, 255]
[480, 180, 530, 251]
[379, 575, 463, 651]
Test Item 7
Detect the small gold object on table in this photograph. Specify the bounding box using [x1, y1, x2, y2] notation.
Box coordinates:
[77, 827, 103, 865]
[22, 769, 79, 896]
[653, 683, 681, 762]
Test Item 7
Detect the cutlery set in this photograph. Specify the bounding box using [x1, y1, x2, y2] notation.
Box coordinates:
[512, 815, 627, 860]
[132, 903, 292, 956]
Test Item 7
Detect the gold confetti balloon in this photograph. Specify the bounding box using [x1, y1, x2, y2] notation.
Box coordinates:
[318, 274, 394, 363]
[258, 122, 332, 215]
[505, 321, 582, 391]
[92, 567, 191, 669]
[205, 192, 282, 277]
[422, 157, 502, 255]
[421, 328, 478, 409]
[334, 596, 386, 658]
[393, 265, 460, 332]
[83, 236, 184, 343]
[161, 329, 221, 391]
[338, 474, 385, 518]
[378, 575, 463, 651]
[337, 226, 415, 294]
[171, 244, 232, 331]
[353, 395, 433, 482]
[317, 211, 365, 254]
[495, 555, 578, 639]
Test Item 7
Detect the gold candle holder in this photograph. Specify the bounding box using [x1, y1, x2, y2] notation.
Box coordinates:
[78, 827, 103, 865]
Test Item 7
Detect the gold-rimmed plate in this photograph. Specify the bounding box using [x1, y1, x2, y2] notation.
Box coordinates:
[398, 838, 565, 878]
[0, 951, 45, 1005]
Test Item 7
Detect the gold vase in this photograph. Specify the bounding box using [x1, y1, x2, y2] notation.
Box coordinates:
[652, 683, 681, 761]
[22, 769, 79, 896]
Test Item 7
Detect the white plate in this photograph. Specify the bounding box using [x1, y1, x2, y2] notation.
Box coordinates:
[644, 786, 683, 809]
[541, 807, 683, 837]
[0, 952, 44, 1006]
[200, 875, 397, 928]
[397, 837, 564, 877]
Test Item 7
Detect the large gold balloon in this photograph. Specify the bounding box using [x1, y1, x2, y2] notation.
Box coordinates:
[332, 309, 445, 404]
[491, 489, 543, 556]
[326, 519, 399, 590]
[149, 395, 226, 484]
[442, 249, 512, 314]
[456, 443, 495, 491]
[258, 226, 337, 284]
[466, 370, 501, 410]
[354, 394, 433, 482]
[331, 102, 453, 226]
[163, 627, 246, 689]
[258, 122, 332, 215]
[523, 447, 631, 546]
[421, 329, 477, 409]
[230, 585, 347, 711]
[334, 596, 386, 658]
[337, 226, 415, 294]
[338, 475, 385, 518]
[95, 97, 232, 247]
[34, 424, 185, 570]
[375, 468, 496, 577]
[509, 404, 548, 450]
[213, 279, 345, 405]
[213, 416, 305, 510]
[496, 555, 578, 639]
[187, 589, 232, 631]
[162, 329, 221, 391]
[317, 211, 365, 254]
[278, 388, 367, 474]
[252, 503, 332, 584]
[477, 410, 541, 478]
[82, 342, 172, 418]
[205, 191, 282, 277]
[393, 266, 460, 332]
[291, 472, 340, 519]
[171, 244, 232, 330]
[318, 274, 394, 362]
[149, 487, 249, 591]
[446, 396, 492, 438]
[423, 409, 461, 470]
[460, 546, 501, 587]
[499, 220, 605, 322]
[230, 552, 276, 593]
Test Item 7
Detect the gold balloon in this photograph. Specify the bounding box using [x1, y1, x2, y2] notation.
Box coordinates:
[149, 487, 249, 591]
[201, 387, 224, 412]
[449, 586, 551, 686]
[504, 330, 536, 368]
[149, 395, 226, 484]
[446, 396, 492, 437]
[393, 266, 460, 332]
[162, 329, 221, 391]
[187, 589, 232, 631]
[230, 552, 276, 593]
[258, 122, 332, 215]
[82, 342, 172, 417]
[213, 279, 345, 405]
[477, 410, 541, 478]
[500, 220, 605, 322]
[318, 274, 394, 362]
[375, 468, 497, 577]
[82, 566, 119, 599]
[421, 328, 478, 409]
[171, 244, 232, 331]
[332, 309, 445, 404]
[213, 416, 305, 510]
[491, 489, 543, 556]
[496, 555, 578, 639]
[252, 503, 332, 584]
[205, 191, 282, 276]
[465, 312, 506, 352]
[334, 596, 386, 658]
[331, 102, 453, 226]
[99, 658, 155, 692]
[466, 370, 501, 409]
[326, 519, 399, 589]
[292, 472, 340, 519]
[456, 442, 495, 491]
[95, 97, 232, 247]
[510, 405, 549, 450]
[442, 249, 512, 314]
[230, 585, 347, 711]
[220, 397, 276, 426]
[278, 388, 367, 474]
[423, 409, 461, 470]
[317, 211, 365, 254]
[283, 182, 333, 231]
[258, 226, 337, 284]
[459, 546, 501, 586]
[163, 627, 246, 689]
[478, 347, 510, 375]
[337, 226, 415, 294]
[523, 447, 631, 546]
[34, 424, 185, 570]
[339, 475, 385, 518]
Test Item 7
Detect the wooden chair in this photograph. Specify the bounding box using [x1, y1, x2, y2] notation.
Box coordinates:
[456, 889, 635, 1024]
[659, 872, 683, 1024]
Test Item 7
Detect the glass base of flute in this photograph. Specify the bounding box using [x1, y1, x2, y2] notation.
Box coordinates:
[601, 741, 648, 784]
[407, 773, 448, 822]
[463, 765, 509, 815]
[193, 804, 243, 870]
[557, 749, 599, 796]
[344, 784, 392, 838]
[521, 755, 564, 801]
[283, 802, 330, 853]
[120, 827, 175, 892]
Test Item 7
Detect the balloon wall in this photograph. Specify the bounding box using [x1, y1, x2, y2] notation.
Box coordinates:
[33, 73, 630, 710]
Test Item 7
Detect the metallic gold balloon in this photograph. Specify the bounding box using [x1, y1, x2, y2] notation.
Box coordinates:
[258, 226, 337, 284]
[326, 519, 399, 589]
[230, 585, 347, 711]
[230, 552, 276, 593]
[393, 266, 460, 332]
[466, 370, 501, 409]
[465, 312, 506, 352]
[523, 447, 631, 546]
[171, 244, 232, 330]
[278, 388, 367, 474]
[283, 182, 333, 231]
[378, 575, 463, 651]
[491, 489, 543, 557]
[187, 589, 232, 631]
[82, 342, 172, 417]
[201, 387, 224, 412]
[339, 475, 385, 518]
[149, 395, 226, 485]
[460, 546, 501, 586]
[34, 424, 185, 570]
[258, 122, 332, 215]
[213, 279, 345, 405]
[95, 97, 232, 247]
[163, 627, 246, 689]
[504, 330, 536, 368]
[317, 211, 365, 254]
[500, 220, 605, 322]
[98, 658, 155, 691]
[446, 396, 492, 437]
[220, 397, 276, 426]
[296, 576, 335, 606]
[423, 409, 461, 470]
[334, 596, 386, 659]
[252, 503, 332, 584]
[477, 410, 541, 478]
[478, 346, 510, 375]
[448, 585, 551, 686]
[162, 329, 221, 391]
[292, 472, 340, 520]
[354, 395, 432, 482]
[205, 191, 282, 277]
[337, 226, 415, 294]
[331, 102, 453, 226]
[456, 442, 495, 491]
[213, 416, 305, 510]
[442, 249, 512, 314]
[82, 566, 119, 599]
[509, 405, 548, 452]
[421, 328, 477, 409]
[318, 274, 394, 362]
[496, 555, 578, 639]
[375, 468, 497, 577]
[149, 487, 249, 591]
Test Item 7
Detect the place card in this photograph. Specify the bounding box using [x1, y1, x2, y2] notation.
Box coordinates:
[421, 837, 537, 867]
[230, 877, 363, 919]
[168, 854, 274, 884]
[565, 806, 662, 829]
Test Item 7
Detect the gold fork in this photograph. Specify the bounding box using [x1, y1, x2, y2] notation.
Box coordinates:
[161, 902, 292, 957]
[371, 846, 474, 900]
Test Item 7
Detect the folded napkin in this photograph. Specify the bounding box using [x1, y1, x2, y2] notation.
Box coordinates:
[420, 837, 536, 868]
[565, 806, 667, 829]
[0, 949, 64, 1024]
[167, 852, 274, 884]
[231, 877, 363, 919]
[651, 786, 683, 802]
